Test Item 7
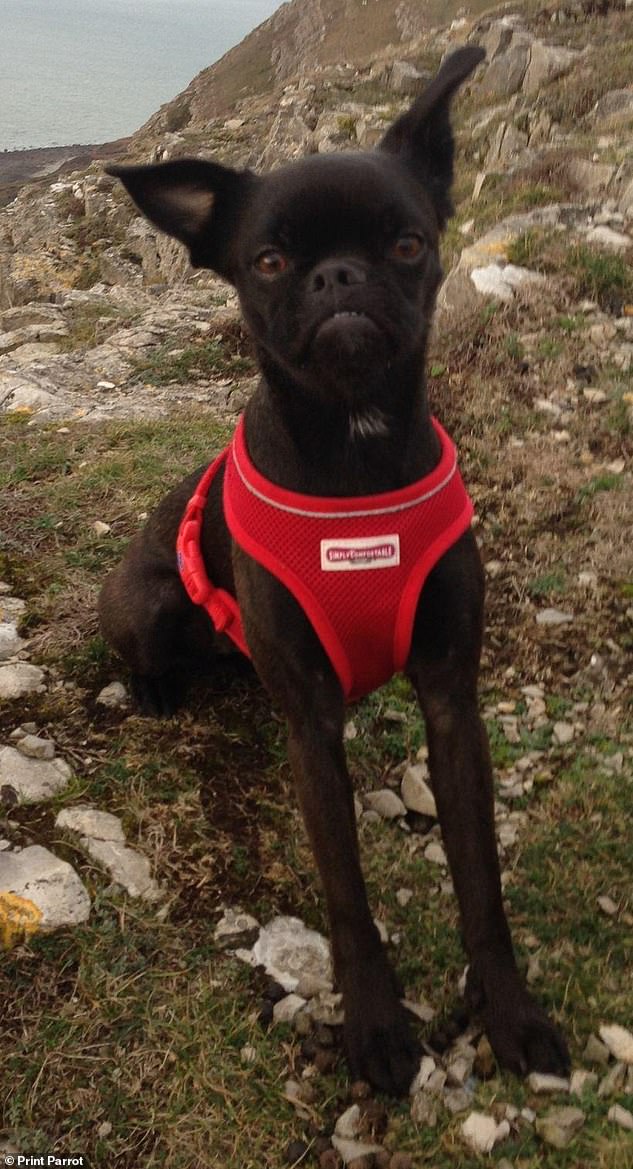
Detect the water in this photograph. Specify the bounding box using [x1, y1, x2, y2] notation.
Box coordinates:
[0, 0, 282, 152]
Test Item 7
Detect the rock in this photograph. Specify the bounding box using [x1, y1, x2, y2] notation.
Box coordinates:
[0, 594, 26, 618]
[0, 845, 90, 936]
[0, 662, 45, 699]
[586, 226, 631, 251]
[470, 262, 544, 303]
[307, 990, 344, 1025]
[536, 608, 574, 626]
[273, 993, 307, 1025]
[444, 1087, 474, 1114]
[553, 722, 575, 745]
[56, 806, 125, 842]
[81, 837, 161, 901]
[461, 1112, 509, 1154]
[410, 1091, 437, 1126]
[334, 1104, 361, 1141]
[583, 1033, 611, 1065]
[16, 734, 55, 761]
[598, 1062, 626, 1097]
[331, 1136, 382, 1165]
[523, 42, 579, 95]
[592, 89, 633, 125]
[389, 60, 429, 96]
[0, 745, 71, 803]
[401, 997, 434, 1024]
[249, 915, 332, 994]
[527, 1072, 570, 1094]
[213, 907, 260, 949]
[426, 1068, 447, 1094]
[597, 895, 618, 916]
[484, 42, 530, 96]
[608, 1104, 633, 1131]
[486, 121, 528, 167]
[599, 1023, 633, 1063]
[410, 1055, 436, 1094]
[566, 158, 615, 195]
[535, 1106, 585, 1148]
[570, 1070, 598, 1096]
[447, 1054, 475, 1086]
[364, 789, 406, 820]
[401, 764, 436, 817]
[424, 841, 447, 866]
[96, 680, 129, 708]
[93, 520, 112, 536]
[396, 887, 413, 907]
[0, 622, 26, 660]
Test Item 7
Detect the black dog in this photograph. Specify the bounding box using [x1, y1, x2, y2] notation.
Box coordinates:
[99, 47, 569, 1095]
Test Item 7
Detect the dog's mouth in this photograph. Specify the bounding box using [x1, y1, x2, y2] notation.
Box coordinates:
[310, 308, 384, 346]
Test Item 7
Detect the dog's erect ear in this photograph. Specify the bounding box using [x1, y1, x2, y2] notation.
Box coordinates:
[106, 158, 256, 277]
[378, 45, 485, 229]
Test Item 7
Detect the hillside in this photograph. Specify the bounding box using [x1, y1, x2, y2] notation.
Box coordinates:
[0, 1, 632, 1166]
[134, 0, 526, 138]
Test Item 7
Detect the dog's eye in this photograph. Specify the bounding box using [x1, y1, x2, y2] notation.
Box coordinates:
[254, 249, 288, 276]
[390, 234, 425, 261]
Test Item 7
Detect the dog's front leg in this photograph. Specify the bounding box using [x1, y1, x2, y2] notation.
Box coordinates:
[408, 535, 570, 1077]
[238, 568, 420, 1093]
[286, 694, 420, 1093]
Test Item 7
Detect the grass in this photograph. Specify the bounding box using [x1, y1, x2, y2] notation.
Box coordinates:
[130, 333, 255, 386]
[1, 403, 632, 1168]
[506, 231, 633, 313]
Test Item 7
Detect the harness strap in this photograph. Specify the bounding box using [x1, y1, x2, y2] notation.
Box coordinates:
[175, 450, 250, 657]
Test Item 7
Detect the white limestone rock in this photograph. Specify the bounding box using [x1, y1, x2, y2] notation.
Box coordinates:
[249, 915, 332, 994]
[536, 607, 574, 626]
[0, 845, 90, 931]
[608, 1104, 633, 1131]
[401, 763, 437, 817]
[599, 1023, 633, 1064]
[96, 680, 129, 708]
[0, 622, 26, 660]
[0, 662, 45, 699]
[470, 262, 544, 303]
[17, 734, 55, 761]
[364, 788, 406, 819]
[56, 806, 125, 842]
[0, 745, 71, 802]
[334, 1104, 361, 1141]
[535, 1106, 585, 1148]
[331, 1135, 383, 1164]
[461, 1112, 509, 1154]
[82, 837, 161, 901]
[273, 993, 307, 1025]
[527, 1072, 570, 1094]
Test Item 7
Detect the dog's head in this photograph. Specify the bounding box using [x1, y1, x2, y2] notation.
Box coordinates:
[108, 47, 483, 401]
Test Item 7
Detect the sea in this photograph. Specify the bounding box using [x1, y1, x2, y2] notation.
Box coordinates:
[0, 0, 283, 152]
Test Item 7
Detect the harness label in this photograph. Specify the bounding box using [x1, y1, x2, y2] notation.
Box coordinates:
[320, 534, 400, 572]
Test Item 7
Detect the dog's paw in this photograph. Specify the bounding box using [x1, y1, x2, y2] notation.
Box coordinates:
[130, 672, 183, 717]
[485, 997, 570, 1078]
[343, 968, 420, 1095]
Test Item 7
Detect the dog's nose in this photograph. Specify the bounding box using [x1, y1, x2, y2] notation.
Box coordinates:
[310, 258, 367, 294]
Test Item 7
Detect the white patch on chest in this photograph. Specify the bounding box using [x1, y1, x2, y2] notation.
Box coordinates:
[348, 407, 390, 441]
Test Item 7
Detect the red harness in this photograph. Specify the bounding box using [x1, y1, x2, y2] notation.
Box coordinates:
[177, 416, 473, 701]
